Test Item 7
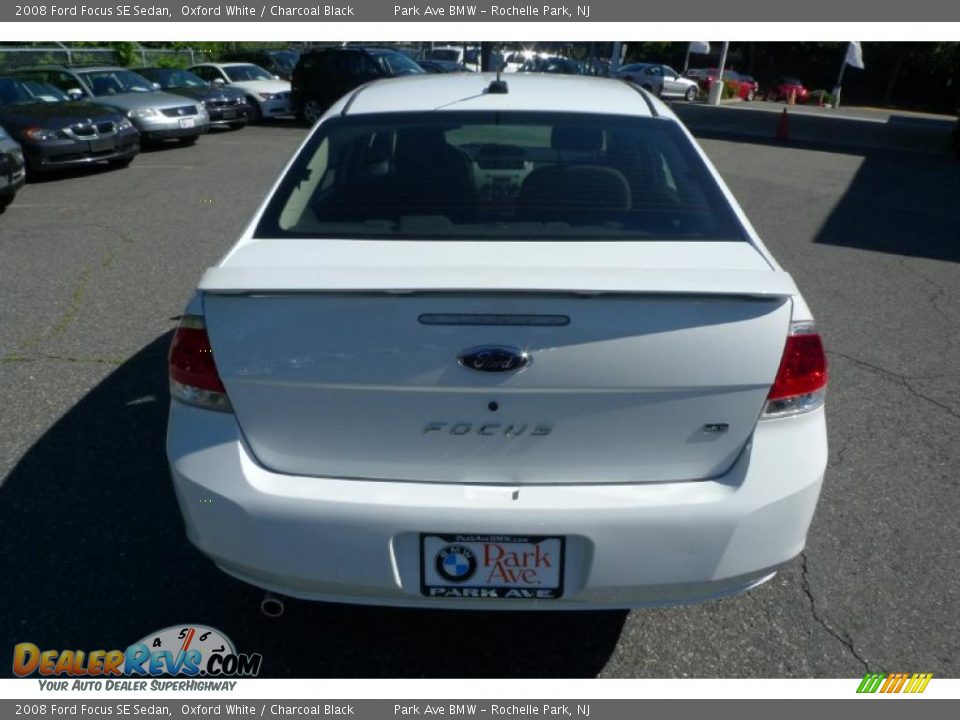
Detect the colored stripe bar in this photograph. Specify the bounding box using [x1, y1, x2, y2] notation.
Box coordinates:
[857, 673, 886, 693]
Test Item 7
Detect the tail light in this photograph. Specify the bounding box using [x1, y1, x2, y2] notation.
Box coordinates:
[763, 322, 828, 417]
[169, 314, 232, 412]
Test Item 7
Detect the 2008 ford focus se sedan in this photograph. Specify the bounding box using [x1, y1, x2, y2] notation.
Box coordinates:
[167, 73, 828, 609]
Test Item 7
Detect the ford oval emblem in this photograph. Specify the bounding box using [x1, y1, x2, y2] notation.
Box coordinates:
[458, 346, 530, 373]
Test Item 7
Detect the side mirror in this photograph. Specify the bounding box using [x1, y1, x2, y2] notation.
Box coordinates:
[66, 88, 84, 100]
[151, 82, 161, 90]
[272, 74, 281, 80]
[212, 78, 225, 85]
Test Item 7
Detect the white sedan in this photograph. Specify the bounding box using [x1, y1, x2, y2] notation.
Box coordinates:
[167, 73, 828, 610]
[188, 62, 290, 122]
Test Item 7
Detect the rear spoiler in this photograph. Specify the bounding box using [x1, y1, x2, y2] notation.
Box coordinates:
[199, 266, 798, 299]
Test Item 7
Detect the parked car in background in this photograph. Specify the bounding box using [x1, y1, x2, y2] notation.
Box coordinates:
[188, 63, 291, 123]
[167, 73, 829, 610]
[0, 76, 139, 175]
[0, 124, 26, 211]
[16, 65, 209, 145]
[291, 46, 424, 125]
[220, 49, 300, 80]
[737, 74, 759, 101]
[416, 59, 472, 74]
[767, 76, 810, 103]
[616, 63, 699, 100]
[501, 50, 537, 73]
[138, 67, 251, 130]
[423, 46, 480, 71]
[688, 69, 757, 101]
[519, 56, 587, 75]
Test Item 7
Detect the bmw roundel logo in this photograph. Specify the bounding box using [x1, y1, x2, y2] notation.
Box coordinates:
[435, 544, 477, 583]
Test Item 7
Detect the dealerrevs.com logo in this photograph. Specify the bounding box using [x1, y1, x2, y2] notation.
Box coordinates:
[13, 625, 262, 686]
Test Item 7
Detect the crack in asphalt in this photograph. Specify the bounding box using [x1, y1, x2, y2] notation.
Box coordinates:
[828, 350, 960, 421]
[895, 257, 957, 333]
[0, 227, 135, 363]
[827, 437, 851, 469]
[800, 552, 870, 672]
[1, 354, 125, 366]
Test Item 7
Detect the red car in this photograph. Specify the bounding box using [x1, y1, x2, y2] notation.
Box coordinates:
[767, 76, 810, 103]
[688, 68, 757, 101]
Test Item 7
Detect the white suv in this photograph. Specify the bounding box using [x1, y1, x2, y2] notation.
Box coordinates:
[167, 73, 828, 609]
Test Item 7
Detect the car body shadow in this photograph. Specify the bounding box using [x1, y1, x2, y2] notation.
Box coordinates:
[813, 147, 960, 263]
[672, 103, 960, 263]
[0, 333, 625, 678]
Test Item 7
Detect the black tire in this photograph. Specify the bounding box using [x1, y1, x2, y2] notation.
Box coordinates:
[24, 156, 46, 182]
[246, 98, 262, 124]
[179, 135, 199, 146]
[685, 85, 698, 101]
[301, 98, 323, 126]
[0, 192, 12, 212]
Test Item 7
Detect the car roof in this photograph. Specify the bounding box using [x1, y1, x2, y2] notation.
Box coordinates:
[339, 73, 657, 118]
[195, 62, 257, 68]
[307, 46, 401, 55]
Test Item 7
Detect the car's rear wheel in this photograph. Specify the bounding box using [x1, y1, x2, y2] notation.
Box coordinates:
[685, 86, 698, 101]
[302, 98, 323, 126]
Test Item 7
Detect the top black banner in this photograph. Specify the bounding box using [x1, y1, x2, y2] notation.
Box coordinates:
[4, 0, 960, 21]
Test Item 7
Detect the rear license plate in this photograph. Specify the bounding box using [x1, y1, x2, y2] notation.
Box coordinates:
[90, 137, 117, 152]
[420, 534, 564, 599]
[179, 118, 195, 129]
[222, 109, 237, 119]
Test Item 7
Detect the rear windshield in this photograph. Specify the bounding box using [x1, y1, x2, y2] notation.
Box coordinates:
[256, 111, 748, 242]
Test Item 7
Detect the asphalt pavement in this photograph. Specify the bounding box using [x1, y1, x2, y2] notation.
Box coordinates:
[0, 119, 957, 678]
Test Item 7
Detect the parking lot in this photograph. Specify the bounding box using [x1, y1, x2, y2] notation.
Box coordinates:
[1, 118, 958, 678]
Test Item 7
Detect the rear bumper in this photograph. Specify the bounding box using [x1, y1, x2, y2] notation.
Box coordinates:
[167, 404, 827, 610]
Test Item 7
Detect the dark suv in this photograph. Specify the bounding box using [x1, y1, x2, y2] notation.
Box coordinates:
[291, 47, 424, 125]
[220, 50, 299, 80]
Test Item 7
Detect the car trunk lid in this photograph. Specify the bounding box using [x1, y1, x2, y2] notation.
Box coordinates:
[200, 240, 794, 484]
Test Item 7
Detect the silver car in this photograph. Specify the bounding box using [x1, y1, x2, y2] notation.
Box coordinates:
[616, 63, 699, 101]
[0, 124, 26, 211]
[17, 65, 210, 144]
